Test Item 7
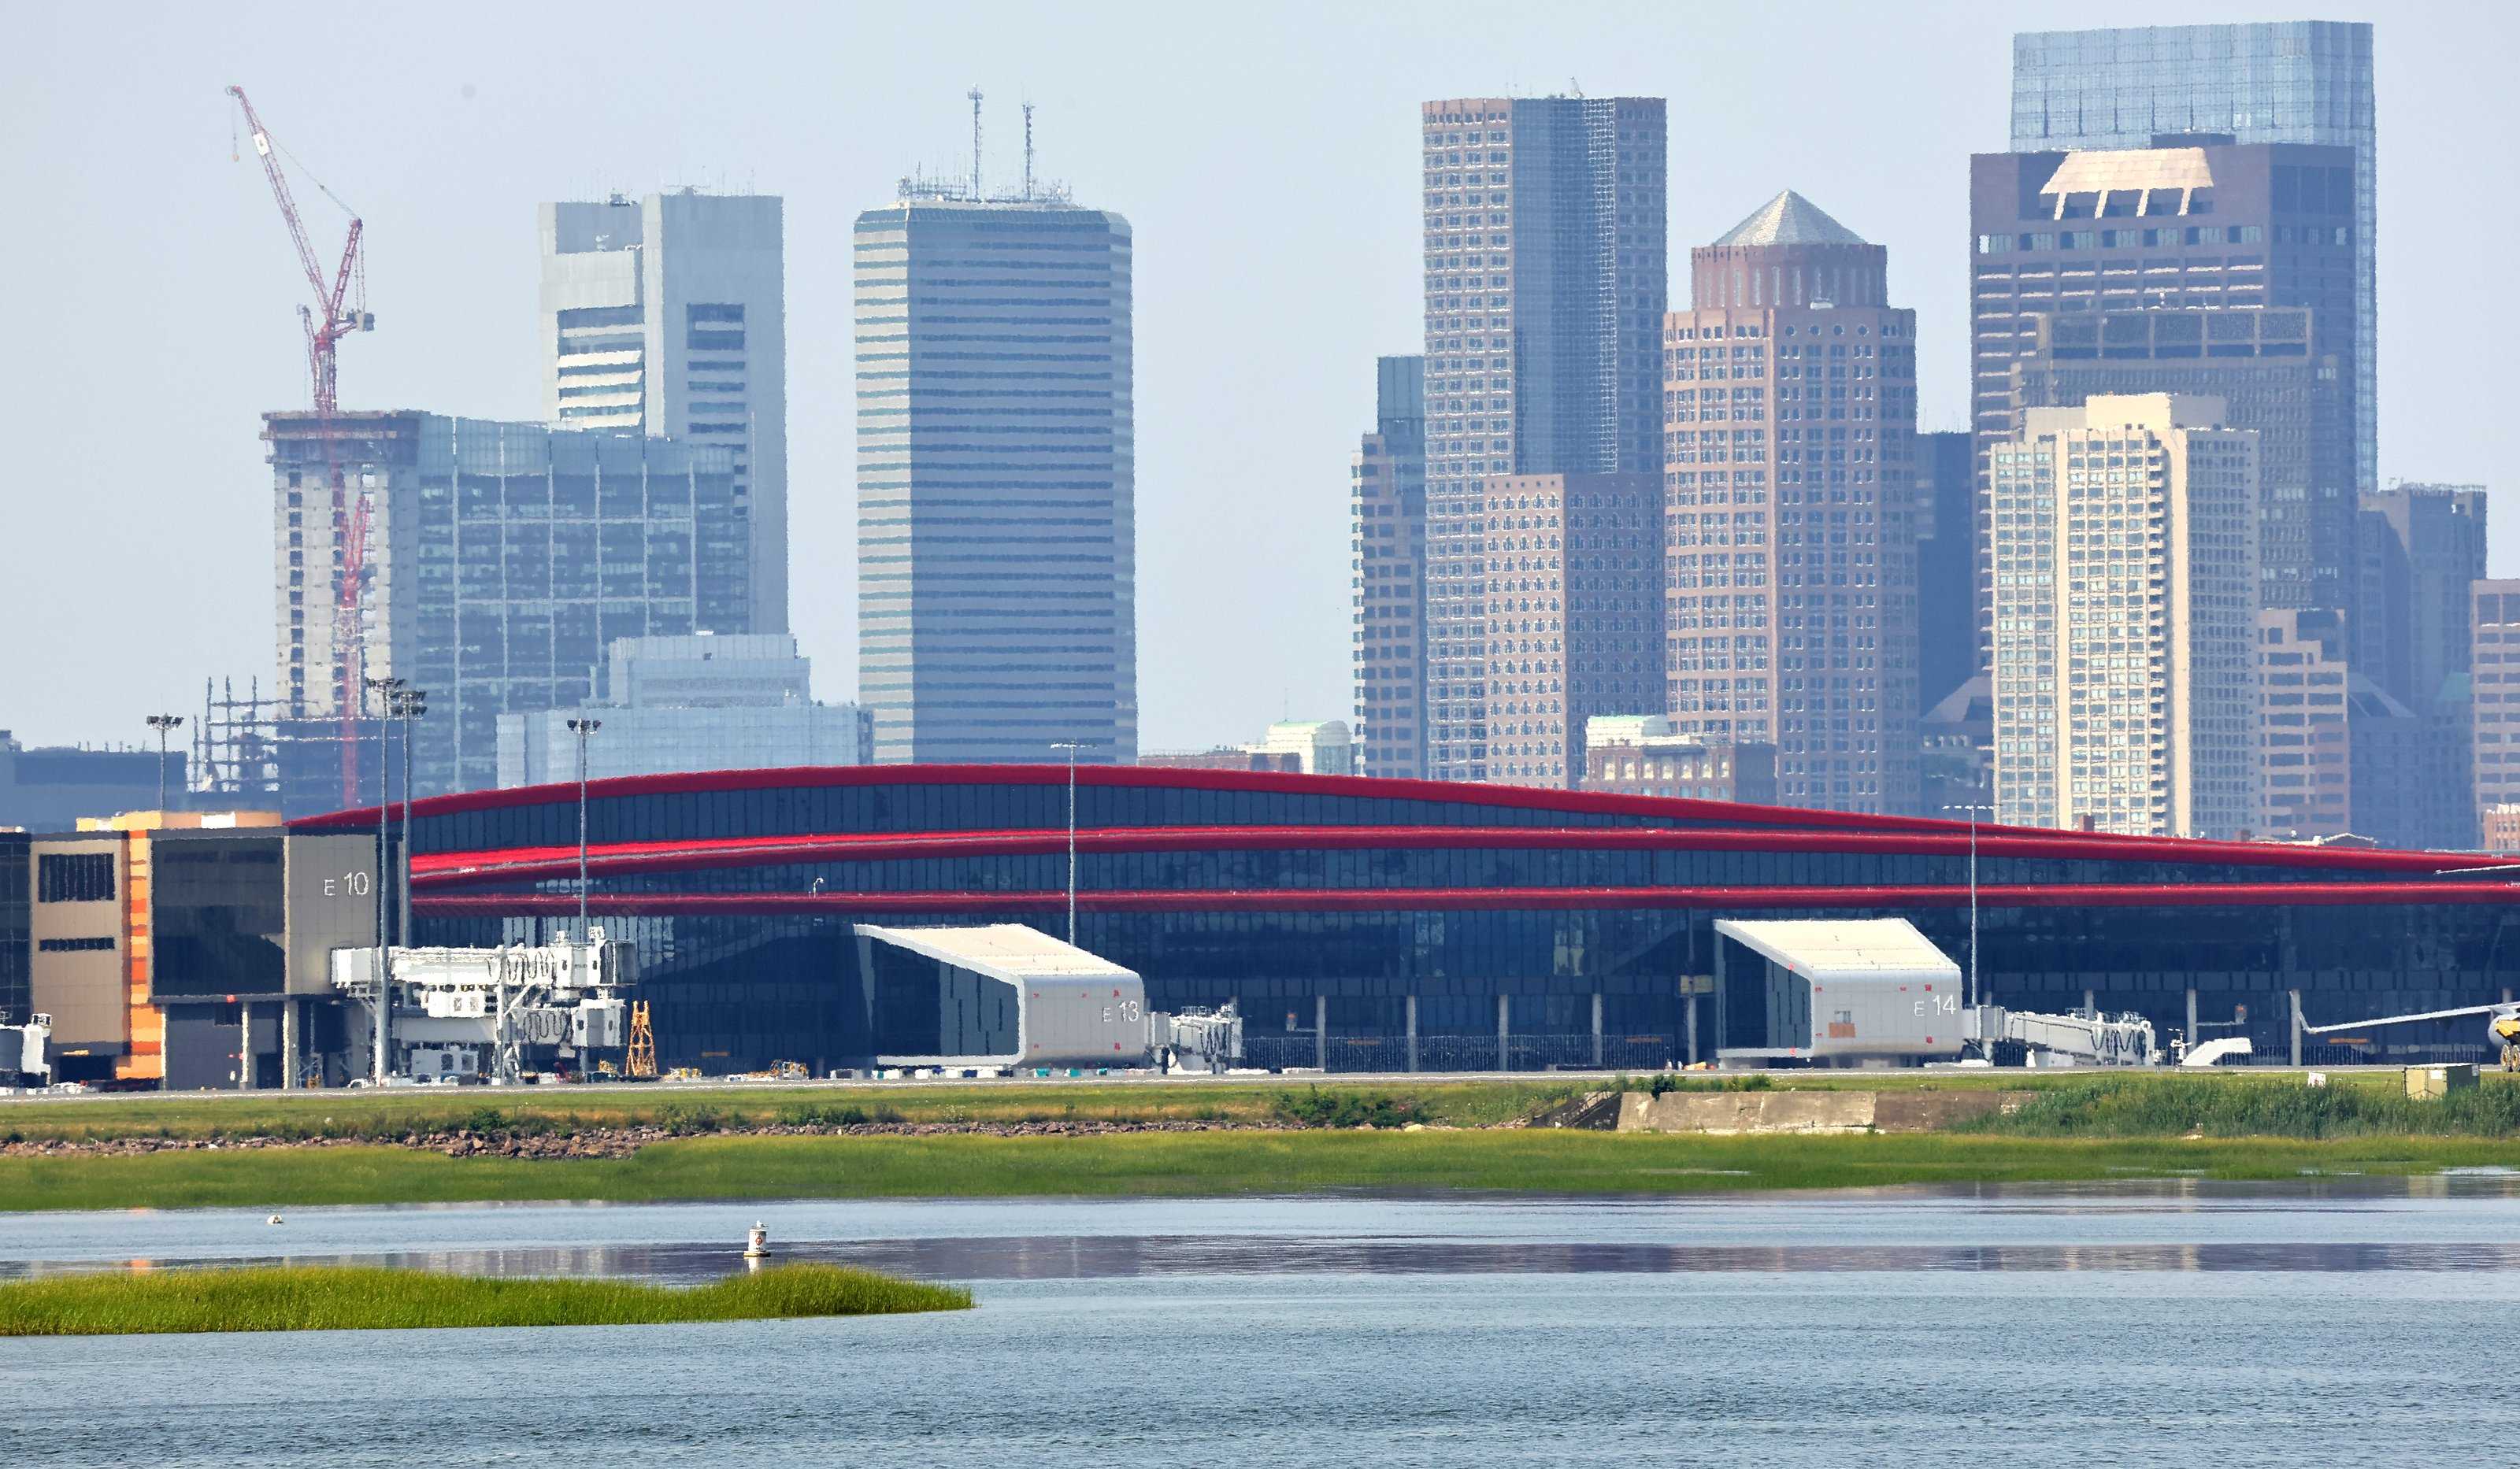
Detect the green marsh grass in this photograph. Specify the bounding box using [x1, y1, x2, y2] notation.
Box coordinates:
[0, 1263, 970, 1336]
[1963, 1071, 2520, 1139]
[9, 1128, 2520, 1213]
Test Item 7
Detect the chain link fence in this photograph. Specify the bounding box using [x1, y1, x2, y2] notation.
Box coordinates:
[1240, 1033, 1676, 1074]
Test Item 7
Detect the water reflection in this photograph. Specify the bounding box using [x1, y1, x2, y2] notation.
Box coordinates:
[17, 1233, 2520, 1282]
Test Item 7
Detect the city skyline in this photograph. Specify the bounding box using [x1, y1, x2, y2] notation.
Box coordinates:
[5, 1, 2518, 755]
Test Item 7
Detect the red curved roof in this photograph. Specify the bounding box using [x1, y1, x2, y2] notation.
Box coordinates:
[293, 761, 1984, 835]
[410, 820, 2493, 890]
[294, 763, 2484, 877]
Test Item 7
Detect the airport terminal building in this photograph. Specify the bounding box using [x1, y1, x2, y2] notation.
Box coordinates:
[271, 764, 2520, 1075]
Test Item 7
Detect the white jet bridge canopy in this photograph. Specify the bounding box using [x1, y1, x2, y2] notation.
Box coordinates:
[1712, 918, 1966, 1061]
[853, 924, 1139, 984]
[851, 923, 1147, 1069]
[1711, 918, 1961, 986]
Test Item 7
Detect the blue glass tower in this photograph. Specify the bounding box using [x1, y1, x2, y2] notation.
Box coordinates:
[2010, 21, 2376, 494]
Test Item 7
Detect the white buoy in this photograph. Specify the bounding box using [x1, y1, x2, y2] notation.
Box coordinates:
[267, 1214, 284, 1225]
[743, 1221, 769, 1259]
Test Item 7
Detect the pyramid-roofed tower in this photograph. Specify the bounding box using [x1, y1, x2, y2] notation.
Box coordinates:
[1712, 190, 1868, 248]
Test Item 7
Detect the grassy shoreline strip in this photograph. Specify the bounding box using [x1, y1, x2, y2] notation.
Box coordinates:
[0, 1263, 971, 1336]
[0, 1079, 1581, 1143]
[13, 1071, 2519, 1148]
[5, 1130, 2518, 1213]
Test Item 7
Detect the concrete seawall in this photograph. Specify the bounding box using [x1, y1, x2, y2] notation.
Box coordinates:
[1610, 1090, 2035, 1134]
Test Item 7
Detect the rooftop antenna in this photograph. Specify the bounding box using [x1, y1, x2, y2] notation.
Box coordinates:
[1023, 100, 1035, 201]
[969, 86, 984, 198]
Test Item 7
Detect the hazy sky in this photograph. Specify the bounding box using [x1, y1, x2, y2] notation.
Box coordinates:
[6, 0, 2516, 753]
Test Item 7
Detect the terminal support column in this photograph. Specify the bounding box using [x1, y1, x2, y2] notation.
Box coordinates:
[1496, 994, 1510, 1072]
[2289, 989, 2303, 1068]
[1591, 993, 1603, 1069]
[280, 997, 297, 1091]
[1405, 995, 1418, 1073]
[237, 1002, 253, 1091]
[1314, 995, 1326, 1071]
[2186, 986, 2199, 1054]
[1685, 996, 1698, 1066]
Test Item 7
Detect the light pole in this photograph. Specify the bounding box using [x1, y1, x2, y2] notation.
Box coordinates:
[143, 714, 183, 813]
[390, 686, 427, 946]
[568, 718, 602, 942]
[1941, 803, 1996, 1012]
[1051, 742, 1083, 945]
[365, 677, 404, 949]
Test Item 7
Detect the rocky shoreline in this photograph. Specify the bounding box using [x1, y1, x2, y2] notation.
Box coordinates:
[1, 1117, 1314, 1162]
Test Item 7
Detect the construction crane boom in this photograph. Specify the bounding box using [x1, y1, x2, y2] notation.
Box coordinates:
[225, 86, 370, 416]
[227, 85, 375, 805]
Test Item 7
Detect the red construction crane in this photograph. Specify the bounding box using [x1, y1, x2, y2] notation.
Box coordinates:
[227, 85, 375, 805]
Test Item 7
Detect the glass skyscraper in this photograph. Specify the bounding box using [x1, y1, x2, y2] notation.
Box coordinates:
[539, 191, 788, 635]
[2010, 21, 2376, 494]
[853, 192, 1137, 765]
[265, 410, 741, 801]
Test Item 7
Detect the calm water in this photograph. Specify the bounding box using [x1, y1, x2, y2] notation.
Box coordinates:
[6, 1182, 2520, 1465]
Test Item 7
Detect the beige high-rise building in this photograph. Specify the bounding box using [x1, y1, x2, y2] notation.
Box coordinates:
[1662, 191, 1921, 814]
[2258, 607, 2351, 839]
[1420, 96, 1666, 783]
[2470, 583, 2520, 831]
[1990, 394, 2259, 837]
[1481, 472, 1662, 788]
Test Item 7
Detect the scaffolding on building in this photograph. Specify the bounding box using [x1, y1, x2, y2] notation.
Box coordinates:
[194, 676, 283, 801]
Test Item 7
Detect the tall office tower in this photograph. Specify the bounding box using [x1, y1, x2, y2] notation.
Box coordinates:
[2258, 608, 2351, 840]
[1421, 95, 1666, 783]
[1664, 192, 1921, 815]
[1352, 356, 1428, 779]
[1969, 139, 2359, 664]
[2013, 22, 2375, 495]
[1914, 431, 1975, 712]
[2471, 583, 2520, 837]
[1989, 394, 2259, 838]
[854, 188, 1136, 764]
[266, 411, 740, 803]
[2356, 486, 2489, 711]
[1480, 472, 1662, 787]
[539, 191, 786, 634]
[2360, 486, 2490, 848]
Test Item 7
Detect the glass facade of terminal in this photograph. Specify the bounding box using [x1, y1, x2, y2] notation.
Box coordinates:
[282, 767, 2520, 1074]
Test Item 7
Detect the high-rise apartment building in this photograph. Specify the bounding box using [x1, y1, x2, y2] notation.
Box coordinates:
[1663, 192, 1920, 815]
[1480, 472, 1662, 788]
[2258, 608, 2351, 839]
[1352, 356, 1427, 779]
[539, 191, 786, 634]
[1989, 394, 2259, 838]
[1421, 95, 1666, 782]
[854, 191, 1136, 764]
[2471, 583, 2520, 834]
[2002, 307, 2347, 610]
[266, 411, 740, 799]
[1970, 139, 2358, 664]
[2011, 22, 2376, 495]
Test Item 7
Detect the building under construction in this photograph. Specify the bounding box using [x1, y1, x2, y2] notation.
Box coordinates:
[265, 410, 748, 811]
